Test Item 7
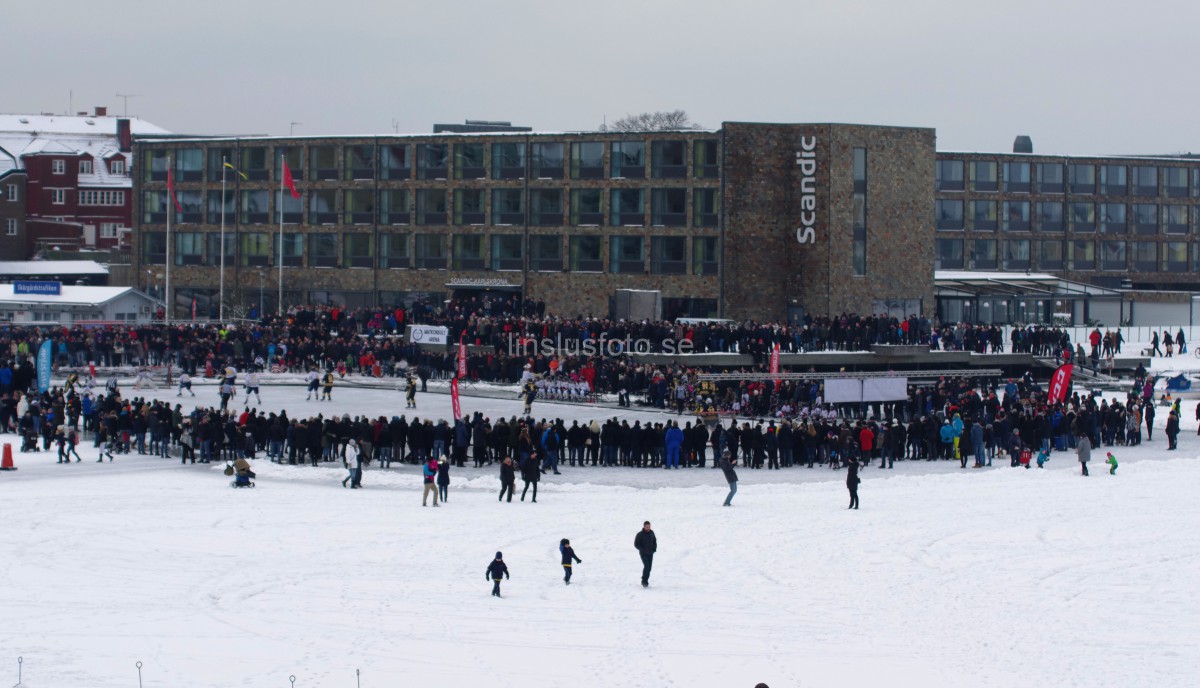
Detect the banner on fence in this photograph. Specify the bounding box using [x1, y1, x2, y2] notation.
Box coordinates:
[406, 325, 448, 345]
[37, 340, 52, 393]
[1048, 364, 1073, 403]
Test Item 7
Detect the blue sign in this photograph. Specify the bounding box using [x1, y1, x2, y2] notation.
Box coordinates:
[37, 340, 52, 393]
[14, 281, 62, 296]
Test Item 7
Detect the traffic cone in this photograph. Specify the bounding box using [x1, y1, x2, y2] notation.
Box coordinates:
[1, 443, 16, 471]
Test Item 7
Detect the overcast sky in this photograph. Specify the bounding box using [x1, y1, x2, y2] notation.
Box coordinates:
[7, 0, 1197, 155]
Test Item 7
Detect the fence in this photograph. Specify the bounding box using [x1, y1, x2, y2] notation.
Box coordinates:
[1003, 325, 1200, 351]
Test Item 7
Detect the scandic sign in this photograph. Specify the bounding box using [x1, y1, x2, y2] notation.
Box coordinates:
[795, 136, 817, 244]
[14, 281, 62, 295]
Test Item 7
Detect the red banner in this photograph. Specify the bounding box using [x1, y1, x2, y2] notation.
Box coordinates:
[191, 297, 197, 321]
[770, 343, 780, 386]
[450, 377, 461, 420]
[1048, 363, 1073, 404]
[457, 334, 468, 379]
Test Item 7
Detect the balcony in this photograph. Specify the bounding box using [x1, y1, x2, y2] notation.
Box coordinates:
[346, 255, 374, 269]
[314, 168, 338, 181]
[458, 166, 486, 180]
[457, 212, 485, 225]
[613, 213, 644, 226]
[495, 166, 524, 180]
[347, 212, 374, 225]
[418, 212, 447, 225]
[244, 169, 269, 181]
[310, 212, 338, 225]
[495, 212, 525, 225]
[652, 213, 686, 227]
[654, 165, 686, 179]
[348, 168, 374, 181]
[574, 166, 603, 179]
[574, 212, 603, 226]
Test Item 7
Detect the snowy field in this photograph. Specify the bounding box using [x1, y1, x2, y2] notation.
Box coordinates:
[2, 383, 1199, 688]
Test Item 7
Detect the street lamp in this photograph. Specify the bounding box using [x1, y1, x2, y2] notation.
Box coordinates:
[258, 270, 265, 317]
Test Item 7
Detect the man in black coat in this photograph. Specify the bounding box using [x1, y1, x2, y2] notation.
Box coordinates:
[720, 449, 738, 506]
[634, 521, 657, 588]
[846, 455, 860, 509]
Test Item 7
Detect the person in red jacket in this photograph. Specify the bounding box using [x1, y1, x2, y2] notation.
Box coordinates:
[858, 422, 874, 463]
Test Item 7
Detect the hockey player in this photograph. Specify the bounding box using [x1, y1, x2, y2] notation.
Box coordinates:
[405, 375, 418, 409]
[321, 370, 334, 401]
[305, 369, 320, 401]
[522, 380, 536, 416]
[243, 370, 262, 406]
[177, 371, 195, 397]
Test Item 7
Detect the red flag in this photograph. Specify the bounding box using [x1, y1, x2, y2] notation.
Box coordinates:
[450, 377, 462, 420]
[770, 342, 780, 386]
[191, 296, 197, 321]
[1048, 364, 1073, 404]
[166, 168, 183, 213]
[282, 162, 301, 199]
[457, 334, 468, 379]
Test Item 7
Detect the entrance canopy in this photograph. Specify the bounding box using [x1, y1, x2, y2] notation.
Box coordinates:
[934, 271, 1122, 325]
[934, 271, 1121, 299]
[445, 279, 522, 292]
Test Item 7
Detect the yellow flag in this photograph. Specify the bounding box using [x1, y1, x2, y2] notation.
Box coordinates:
[223, 162, 249, 181]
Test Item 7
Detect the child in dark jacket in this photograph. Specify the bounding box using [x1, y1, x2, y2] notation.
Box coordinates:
[559, 538, 582, 585]
[487, 552, 509, 597]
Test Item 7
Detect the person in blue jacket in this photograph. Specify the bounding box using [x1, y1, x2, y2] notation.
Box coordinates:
[487, 552, 509, 597]
[664, 421, 684, 469]
[939, 419, 956, 459]
[559, 538, 582, 585]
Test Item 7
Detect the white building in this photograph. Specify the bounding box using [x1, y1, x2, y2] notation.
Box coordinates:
[0, 284, 161, 325]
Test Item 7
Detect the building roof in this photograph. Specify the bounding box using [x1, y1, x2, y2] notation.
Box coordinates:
[0, 114, 170, 137]
[0, 284, 144, 306]
[0, 113, 168, 184]
[0, 261, 110, 277]
[934, 271, 1121, 298]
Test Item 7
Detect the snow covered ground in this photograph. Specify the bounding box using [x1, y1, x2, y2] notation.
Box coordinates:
[2, 383, 1198, 688]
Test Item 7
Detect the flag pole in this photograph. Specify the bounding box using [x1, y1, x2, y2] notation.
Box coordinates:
[219, 155, 227, 322]
[165, 154, 171, 327]
[278, 153, 284, 316]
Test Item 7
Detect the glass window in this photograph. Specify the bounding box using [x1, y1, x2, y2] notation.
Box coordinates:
[174, 232, 203, 265]
[417, 144, 449, 180]
[1163, 241, 1188, 272]
[414, 234, 446, 269]
[379, 233, 409, 269]
[530, 189, 563, 226]
[571, 189, 603, 226]
[935, 238, 963, 269]
[571, 142, 604, 179]
[308, 233, 338, 268]
[935, 160, 964, 191]
[936, 199, 964, 230]
[1037, 163, 1064, 194]
[492, 142, 525, 179]
[1068, 240, 1095, 270]
[309, 145, 338, 180]
[1132, 241, 1157, 272]
[492, 189, 524, 225]
[452, 234, 485, 270]
[651, 188, 686, 226]
[651, 141, 686, 178]
[852, 194, 866, 230]
[1133, 203, 1158, 234]
[971, 239, 997, 269]
[416, 189, 447, 225]
[381, 189, 410, 225]
[1132, 166, 1157, 196]
[1070, 202, 1095, 232]
[611, 141, 646, 178]
[206, 147, 235, 181]
[1101, 241, 1126, 271]
[381, 144, 410, 180]
[650, 236, 687, 274]
[491, 234, 524, 271]
[175, 148, 203, 181]
[206, 190, 235, 225]
[274, 189, 302, 224]
[610, 189, 645, 226]
[454, 143, 486, 180]
[609, 236, 644, 273]
[143, 150, 169, 182]
[853, 148, 867, 185]
[531, 142, 564, 179]
[1164, 167, 1188, 197]
[345, 145, 374, 181]
[175, 191, 202, 223]
[239, 232, 270, 267]
[276, 146, 304, 181]
[454, 189, 485, 225]
[205, 233, 235, 267]
[694, 188, 719, 227]
[694, 140, 719, 178]
[141, 232, 167, 264]
[971, 161, 998, 192]
[1004, 239, 1031, 270]
[344, 189, 375, 225]
[530, 235, 563, 271]
[1038, 202, 1064, 232]
[344, 233, 374, 268]
[693, 236, 718, 275]
[569, 236, 603, 272]
[309, 189, 338, 224]
[276, 234, 303, 267]
[1165, 204, 1189, 234]
[1038, 240, 1064, 270]
[1100, 165, 1126, 196]
[1003, 201, 1031, 232]
[1100, 203, 1127, 234]
[970, 200, 997, 231]
[1069, 164, 1095, 194]
[1003, 162, 1031, 193]
[239, 190, 270, 224]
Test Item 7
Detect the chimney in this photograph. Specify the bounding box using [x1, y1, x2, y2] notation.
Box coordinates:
[117, 119, 132, 152]
[95, 106, 107, 117]
[1013, 135, 1033, 154]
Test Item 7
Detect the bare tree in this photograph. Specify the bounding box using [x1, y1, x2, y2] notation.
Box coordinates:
[601, 110, 699, 132]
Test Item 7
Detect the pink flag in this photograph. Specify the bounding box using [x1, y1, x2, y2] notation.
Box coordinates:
[1048, 364, 1073, 404]
[450, 377, 462, 420]
[457, 334, 468, 379]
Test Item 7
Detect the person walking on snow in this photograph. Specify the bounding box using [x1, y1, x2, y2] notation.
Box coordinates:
[846, 455, 860, 509]
[520, 450, 540, 502]
[422, 456, 440, 506]
[1076, 432, 1091, 476]
[719, 448, 738, 506]
[498, 456, 516, 502]
[486, 552, 509, 597]
[559, 538, 582, 585]
[634, 521, 657, 588]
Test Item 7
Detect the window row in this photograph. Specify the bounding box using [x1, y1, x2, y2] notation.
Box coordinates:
[936, 200, 1197, 235]
[141, 232, 719, 276]
[936, 160, 1198, 197]
[143, 188, 720, 228]
[77, 190, 126, 206]
[144, 140, 721, 183]
[48, 158, 125, 176]
[935, 238, 1194, 272]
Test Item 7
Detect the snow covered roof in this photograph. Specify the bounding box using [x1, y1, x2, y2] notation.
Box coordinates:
[934, 271, 1121, 297]
[0, 261, 110, 277]
[0, 114, 170, 137]
[0, 113, 168, 183]
[0, 284, 143, 306]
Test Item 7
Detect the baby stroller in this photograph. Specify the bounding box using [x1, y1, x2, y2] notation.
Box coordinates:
[225, 462, 256, 488]
[20, 428, 39, 452]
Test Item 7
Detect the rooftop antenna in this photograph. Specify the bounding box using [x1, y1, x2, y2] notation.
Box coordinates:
[290, 121, 303, 135]
[391, 118, 400, 134]
[116, 93, 141, 117]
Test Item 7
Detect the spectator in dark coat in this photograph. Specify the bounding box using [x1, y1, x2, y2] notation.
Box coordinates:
[521, 450, 540, 502]
[486, 552, 509, 597]
[634, 521, 657, 588]
[719, 449, 738, 506]
[1165, 411, 1180, 450]
[437, 457, 450, 502]
[498, 456, 516, 502]
[846, 455, 860, 509]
